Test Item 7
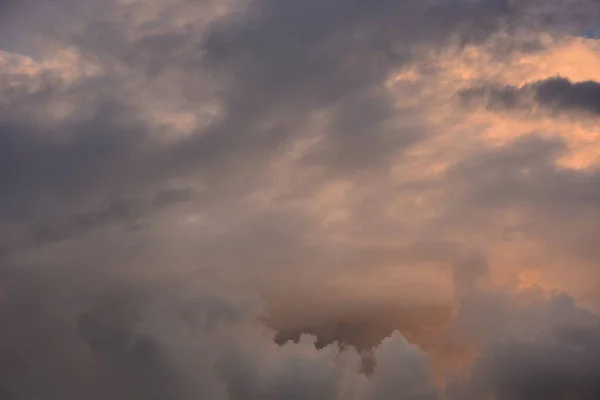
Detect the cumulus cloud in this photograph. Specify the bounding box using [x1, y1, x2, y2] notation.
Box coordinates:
[2, 0, 600, 399]
[0, 265, 440, 400]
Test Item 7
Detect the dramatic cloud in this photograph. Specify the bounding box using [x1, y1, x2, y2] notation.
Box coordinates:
[2, 0, 600, 399]
[460, 76, 600, 115]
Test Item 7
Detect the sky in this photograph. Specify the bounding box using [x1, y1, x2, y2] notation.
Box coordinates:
[1, 0, 600, 399]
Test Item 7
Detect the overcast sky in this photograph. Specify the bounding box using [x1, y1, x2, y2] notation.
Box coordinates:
[1, 0, 600, 399]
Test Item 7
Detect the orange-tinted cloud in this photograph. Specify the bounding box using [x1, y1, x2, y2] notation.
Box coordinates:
[2, 0, 600, 399]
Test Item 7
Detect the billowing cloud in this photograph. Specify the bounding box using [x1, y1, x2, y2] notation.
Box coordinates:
[2, 0, 600, 399]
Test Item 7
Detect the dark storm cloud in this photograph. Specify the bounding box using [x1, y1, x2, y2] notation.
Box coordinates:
[459, 77, 600, 115]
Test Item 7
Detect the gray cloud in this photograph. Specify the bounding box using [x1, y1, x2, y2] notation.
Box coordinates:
[0, 0, 15, 11]
[29, 188, 192, 246]
[535, 77, 600, 114]
[0, 0, 520, 253]
[470, 328, 600, 400]
[0, 262, 441, 400]
[441, 134, 600, 267]
[449, 290, 600, 400]
[185, 0, 517, 173]
[0, 96, 146, 213]
[459, 77, 600, 116]
[1, 0, 600, 399]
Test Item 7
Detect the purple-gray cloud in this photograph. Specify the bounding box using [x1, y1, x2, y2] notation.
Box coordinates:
[1, 0, 600, 399]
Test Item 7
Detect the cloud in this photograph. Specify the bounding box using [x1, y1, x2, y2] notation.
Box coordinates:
[0, 264, 441, 400]
[460, 76, 600, 115]
[449, 289, 600, 400]
[466, 326, 600, 399]
[28, 187, 193, 246]
[2, 0, 600, 399]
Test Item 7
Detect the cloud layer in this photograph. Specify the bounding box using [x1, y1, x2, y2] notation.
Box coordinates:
[1, 0, 600, 399]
